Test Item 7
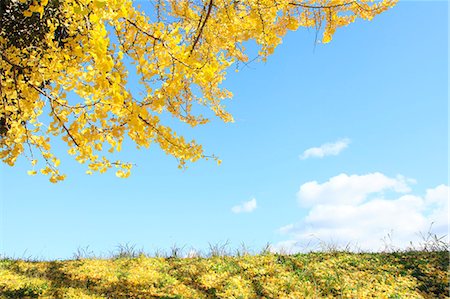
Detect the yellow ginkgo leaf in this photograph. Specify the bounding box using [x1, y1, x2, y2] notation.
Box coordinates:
[93, 0, 107, 8]
[23, 10, 33, 17]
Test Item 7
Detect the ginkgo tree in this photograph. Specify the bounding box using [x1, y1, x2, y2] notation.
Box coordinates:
[0, 0, 396, 182]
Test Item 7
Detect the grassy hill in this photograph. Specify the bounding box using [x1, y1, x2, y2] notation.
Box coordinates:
[0, 249, 448, 298]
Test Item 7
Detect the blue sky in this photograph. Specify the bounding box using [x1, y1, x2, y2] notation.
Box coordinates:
[1, 1, 448, 259]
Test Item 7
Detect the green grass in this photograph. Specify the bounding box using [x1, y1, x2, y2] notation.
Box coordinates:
[1, 247, 448, 299]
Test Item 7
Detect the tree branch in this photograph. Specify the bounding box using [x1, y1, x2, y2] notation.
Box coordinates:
[190, 0, 214, 55]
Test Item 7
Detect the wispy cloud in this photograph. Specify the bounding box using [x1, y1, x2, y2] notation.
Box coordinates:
[273, 173, 448, 253]
[300, 138, 350, 160]
[231, 198, 257, 214]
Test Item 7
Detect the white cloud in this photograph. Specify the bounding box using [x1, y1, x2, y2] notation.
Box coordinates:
[231, 198, 257, 214]
[274, 173, 448, 253]
[297, 172, 414, 207]
[300, 138, 350, 160]
[278, 224, 295, 234]
[424, 184, 449, 235]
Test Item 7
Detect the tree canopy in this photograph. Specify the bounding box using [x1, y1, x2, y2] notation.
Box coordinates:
[0, 0, 396, 182]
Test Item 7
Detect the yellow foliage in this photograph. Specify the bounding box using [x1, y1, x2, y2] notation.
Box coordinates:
[0, 0, 396, 181]
[1, 251, 448, 298]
